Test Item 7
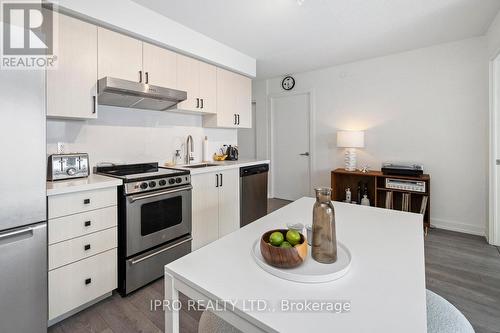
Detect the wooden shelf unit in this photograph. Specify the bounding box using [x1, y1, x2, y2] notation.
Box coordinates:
[331, 169, 431, 230]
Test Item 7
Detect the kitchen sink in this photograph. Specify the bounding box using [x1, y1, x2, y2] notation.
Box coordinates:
[184, 163, 219, 169]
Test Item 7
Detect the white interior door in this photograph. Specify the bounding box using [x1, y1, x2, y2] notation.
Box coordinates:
[271, 93, 311, 201]
[491, 55, 500, 246]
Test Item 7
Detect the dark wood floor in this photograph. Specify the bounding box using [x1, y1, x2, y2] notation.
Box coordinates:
[49, 199, 500, 333]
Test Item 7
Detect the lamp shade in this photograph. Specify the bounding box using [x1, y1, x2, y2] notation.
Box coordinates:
[337, 131, 365, 148]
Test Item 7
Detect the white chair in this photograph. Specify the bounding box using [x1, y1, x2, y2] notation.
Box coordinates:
[198, 310, 241, 333]
[426, 289, 474, 333]
[198, 290, 475, 333]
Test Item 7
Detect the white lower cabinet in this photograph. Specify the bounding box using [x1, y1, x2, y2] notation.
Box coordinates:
[47, 186, 118, 322]
[192, 169, 240, 250]
[49, 249, 117, 320]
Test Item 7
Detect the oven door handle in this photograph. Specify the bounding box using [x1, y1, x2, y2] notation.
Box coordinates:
[128, 185, 193, 203]
[130, 236, 192, 265]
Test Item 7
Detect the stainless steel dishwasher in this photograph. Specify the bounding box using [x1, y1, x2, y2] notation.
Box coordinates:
[240, 164, 269, 227]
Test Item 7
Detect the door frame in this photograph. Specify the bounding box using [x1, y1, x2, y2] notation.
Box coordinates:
[267, 90, 316, 199]
[489, 50, 500, 246]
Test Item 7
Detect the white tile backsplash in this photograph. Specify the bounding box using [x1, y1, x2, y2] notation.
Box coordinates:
[47, 105, 237, 167]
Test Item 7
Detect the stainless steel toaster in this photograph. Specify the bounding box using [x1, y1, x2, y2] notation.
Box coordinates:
[47, 153, 89, 181]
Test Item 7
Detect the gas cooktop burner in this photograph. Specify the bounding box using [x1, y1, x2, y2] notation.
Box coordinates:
[95, 162, 190, 194]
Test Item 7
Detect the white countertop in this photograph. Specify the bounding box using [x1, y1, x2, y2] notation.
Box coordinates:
[171, 159, 270, 175]
[47, 174, 122, 196]
[165, 197, 426, 332]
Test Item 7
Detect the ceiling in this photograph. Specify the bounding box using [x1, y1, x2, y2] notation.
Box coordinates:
[131, 0, 500, 78]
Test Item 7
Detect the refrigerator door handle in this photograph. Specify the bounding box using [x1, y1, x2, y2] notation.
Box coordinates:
[0, 227, 33, 242]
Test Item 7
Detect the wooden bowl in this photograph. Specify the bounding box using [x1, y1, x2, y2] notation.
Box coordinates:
[260, 229, 307, 268]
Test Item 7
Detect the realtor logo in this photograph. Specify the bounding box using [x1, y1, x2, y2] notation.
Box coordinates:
[1, 1, 58, 69]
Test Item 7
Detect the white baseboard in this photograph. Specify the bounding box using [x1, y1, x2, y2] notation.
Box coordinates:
[431, 218, 485, 236]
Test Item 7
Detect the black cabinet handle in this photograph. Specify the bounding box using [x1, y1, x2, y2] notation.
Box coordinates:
[220, 173, 223, 187]
[234, 114, 237, 125]
[216, 174, 219, 188]
[139, 70, 143, 83]
[84, 244, 91, 251]
[92, 96, 96, 114]
[84, 221, 91, 227]
[200, 99, 204, 109]
[83, 199, 90, 204]
[196, 98, 200, 108]
[85, 278, 92, 285]
[145, 72, 149, 84]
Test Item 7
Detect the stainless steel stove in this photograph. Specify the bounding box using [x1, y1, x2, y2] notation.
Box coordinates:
[96, 162, 192, 295]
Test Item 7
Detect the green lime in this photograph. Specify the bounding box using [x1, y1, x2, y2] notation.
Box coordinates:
[280, 241, 292, 248]
[269, 231, 284, 246]
[286, 230, 301, 246]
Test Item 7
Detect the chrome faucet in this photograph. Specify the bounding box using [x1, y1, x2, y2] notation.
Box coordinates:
[186, 135, 194, 164]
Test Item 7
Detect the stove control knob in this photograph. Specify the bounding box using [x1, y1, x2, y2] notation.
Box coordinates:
[140, 182, 148, 190]
[159, 179, 167, 186]
[175, 177, 182, 184]
[168, 178, 176, 185]
[149, 181, 157, 188]
[66, 167, 76, 176]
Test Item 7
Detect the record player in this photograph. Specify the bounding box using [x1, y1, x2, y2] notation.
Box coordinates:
[381, 162, 424, 177]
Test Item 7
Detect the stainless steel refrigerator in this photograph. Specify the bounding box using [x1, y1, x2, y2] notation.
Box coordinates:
[0, 69, 47, 332]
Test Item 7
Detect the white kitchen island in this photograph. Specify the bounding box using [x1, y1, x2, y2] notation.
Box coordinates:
[164, 197, 426, 333]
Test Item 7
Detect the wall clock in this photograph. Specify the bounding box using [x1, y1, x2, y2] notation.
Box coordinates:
[281, 76, 295, 91]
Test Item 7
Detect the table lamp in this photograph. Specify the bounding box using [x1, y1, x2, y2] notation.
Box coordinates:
[337, 131, 365, 171]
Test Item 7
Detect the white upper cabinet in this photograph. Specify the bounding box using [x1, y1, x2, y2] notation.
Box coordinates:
[176, 54, 217, 113]
[142, 42, 177, 88]
[198, 61, 217, 114]
[203, 68, 252, 128]
[176, 54, 199, 111]
[98, 27, 143, 82]
[47, 13, 98, 119]
[235, 74, 252, 128]
[46, 11, 252, 126]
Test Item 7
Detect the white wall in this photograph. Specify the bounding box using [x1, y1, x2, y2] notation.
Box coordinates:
[56, 0, 256, 77]
[488, 11, 500, 58]
[47, 107, 237, 166]
[254, 37, 489, 236]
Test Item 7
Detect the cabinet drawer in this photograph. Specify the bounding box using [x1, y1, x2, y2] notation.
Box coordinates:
[49, 248, 117, 320]
[49, 206, 117, 245]
[49, 227, 117, 270]
[48, 187, 117, 219]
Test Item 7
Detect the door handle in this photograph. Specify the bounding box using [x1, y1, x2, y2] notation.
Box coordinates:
[196, 98, 200, 108]
[200, 98, 204, 109]
[128, 185, 193, 203]
[145, 72, 149, 84]
[219, 173, 223, 187]
[130, 236, 192, 265]
[299, 152, 310, 156]
[92, 96, 96, 114]
[139, 70, 143, 83]
[216, 174, 219, 188]
[0, 227, 33, 241]
[234, 114, 237, 125]
[237, 114, 240, 125]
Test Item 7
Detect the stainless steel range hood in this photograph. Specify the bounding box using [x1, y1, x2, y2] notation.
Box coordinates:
[97, 77, 187, 111]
